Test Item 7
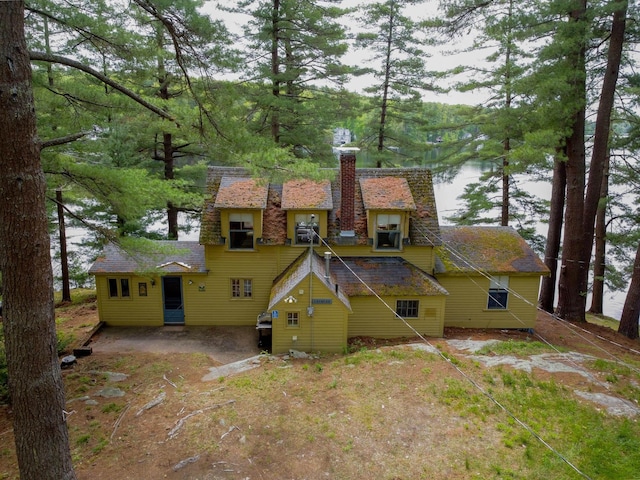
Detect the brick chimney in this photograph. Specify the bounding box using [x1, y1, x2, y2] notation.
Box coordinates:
[339, 149, 358, 237]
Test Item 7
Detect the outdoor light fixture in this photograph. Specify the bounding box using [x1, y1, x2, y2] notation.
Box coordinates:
[284, 295, 298, 304]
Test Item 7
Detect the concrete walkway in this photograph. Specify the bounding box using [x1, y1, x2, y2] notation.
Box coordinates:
[88, 325, 262, 365]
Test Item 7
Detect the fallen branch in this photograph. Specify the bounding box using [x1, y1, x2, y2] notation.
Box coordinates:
[111, 403, 131, 441]
[163, 374, 178, 389]
[168, 400, 235, 440]
[135, 391, 166, 417]
[173, 454, 201, 471]
[200, 386, 225, 395]
[220, 425, 240, 440]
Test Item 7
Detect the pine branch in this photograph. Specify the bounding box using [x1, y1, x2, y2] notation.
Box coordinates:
[29, 51, 176, 123]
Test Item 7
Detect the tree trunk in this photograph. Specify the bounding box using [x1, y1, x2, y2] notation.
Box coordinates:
[501, 3, 513, 227]
[501, 146, 510, 226]
[618, 243, 640, 339]
[156, 30, 179, 240]
[588, 155, 610, 314]
[539, 154, 566, 313]
[580, 3, 626, 309]
[271, 0, 281, 144]
[0, 3, 77, 479]
[376, 6, 395, 168]
[556, 0, 588, 322]
[56, 189, 72, 303]
[162, 133, 179, 240]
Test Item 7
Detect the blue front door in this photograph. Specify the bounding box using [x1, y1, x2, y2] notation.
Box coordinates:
[162, 276, 184, 325]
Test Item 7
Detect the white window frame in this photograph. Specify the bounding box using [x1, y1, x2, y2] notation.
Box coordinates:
[396, 299, 419, 318]
[294, 213, 320, 245]
[287, 311, 299, 327]
[229, 213, 254, 249]
[231, 278, 253, 299]
[487, 276, 509, 310]
[375, 213, 402, 250]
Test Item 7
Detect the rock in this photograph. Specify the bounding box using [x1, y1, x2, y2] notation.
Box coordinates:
[289, 349, 310, 359]
[96, 387, 126, 398]
[173, 455, 200, 471]
[60, 355, 77, 369]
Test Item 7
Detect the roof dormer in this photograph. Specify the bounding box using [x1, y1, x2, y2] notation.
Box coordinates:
[282, 179, 332, 246]
[215, 176, 269, 250]
[359, 176, 416, 251]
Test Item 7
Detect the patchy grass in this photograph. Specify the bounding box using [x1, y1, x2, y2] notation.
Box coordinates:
[54, 288, 97, 307]
[586, 312, 620, 330]
[476, 339, 560, 356]
[2, 302, 640, 480]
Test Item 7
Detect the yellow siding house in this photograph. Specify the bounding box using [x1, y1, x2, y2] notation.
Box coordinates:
[90, 150, 549, 353]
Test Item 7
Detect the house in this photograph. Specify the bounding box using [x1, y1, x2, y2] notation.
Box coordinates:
[89, 150, 549, 354]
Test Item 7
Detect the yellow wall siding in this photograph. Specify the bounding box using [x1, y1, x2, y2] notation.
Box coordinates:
[179, 275, 212, 325]
[195, 246, 303, 326]
[95, 275, 163, 326]
[271, 276, 349, 354]
[194, 244, 437, 329]
[438, 274, 540, 329]
[347, 296, 445, 338]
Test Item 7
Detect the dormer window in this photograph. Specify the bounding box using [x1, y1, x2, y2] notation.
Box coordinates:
[229, 213, 254, 249]
[376, 213, 401, 249]
[295, 213, 320, 245]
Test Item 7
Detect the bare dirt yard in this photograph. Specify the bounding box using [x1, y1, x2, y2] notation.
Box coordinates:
[1, 299, 640, 480]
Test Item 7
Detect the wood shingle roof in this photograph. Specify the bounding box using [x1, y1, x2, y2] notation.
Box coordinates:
[282, 179, 333, 210]
[434, 226, 550, 274]
[89, 241, 206, 275]
[329, 257, 448, 297]
[200, 166, 441, 246]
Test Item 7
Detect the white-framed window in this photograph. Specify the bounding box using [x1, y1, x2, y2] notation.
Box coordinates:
[287, 311, 299, 327]
[376, 213, 401, 249]
[231, 278, 252, 298]
[487, 276, 509, 310]
[294, 213, 319, 245]
[396, 299, 419, 318]
[108, 278, 130, 299]
[229, 213, 254, 249]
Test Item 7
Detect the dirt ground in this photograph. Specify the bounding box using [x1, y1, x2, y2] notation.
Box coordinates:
[1, 302, 639, 480]
[90, 324, 262, 365]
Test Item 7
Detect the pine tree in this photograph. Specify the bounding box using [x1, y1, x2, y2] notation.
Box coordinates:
[0, 2, 77, 478]
[354, 0, 434, 167]
[229, 0, 351, 161]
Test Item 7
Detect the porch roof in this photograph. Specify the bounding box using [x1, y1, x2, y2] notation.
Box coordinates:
[434, 226, 549, 274]
[329, 256, 448, 297]
[88, 241, 206, 275]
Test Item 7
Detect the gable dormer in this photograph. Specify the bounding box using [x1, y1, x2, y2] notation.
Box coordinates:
[282, 179, 333, 246]
[214, 176, 269, 250]
[359, 176, 416, 250]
